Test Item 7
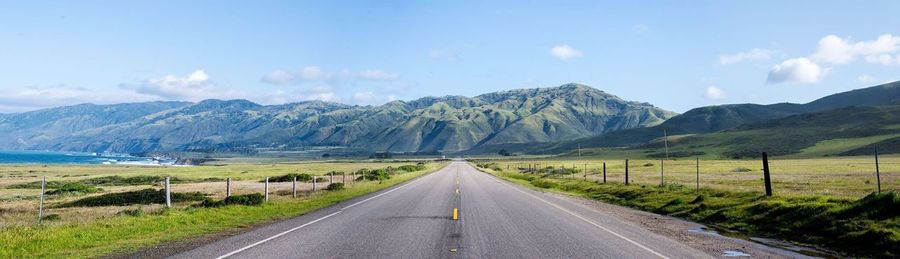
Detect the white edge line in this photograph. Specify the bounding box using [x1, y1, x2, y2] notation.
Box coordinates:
[214, 211, 342, 259]
[216, 167, 441, 258]
[488, 173, 671, 259]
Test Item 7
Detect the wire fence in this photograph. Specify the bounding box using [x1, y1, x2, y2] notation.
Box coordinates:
[489, 155, 898, 198]
[1, 171, 361, 228]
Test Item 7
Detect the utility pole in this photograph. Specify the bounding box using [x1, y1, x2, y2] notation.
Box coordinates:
[664, 129, 669, 161]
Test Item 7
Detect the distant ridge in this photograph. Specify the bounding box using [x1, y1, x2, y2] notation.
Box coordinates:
[535, 80, 900, 153]
[0, 83, 675, 153]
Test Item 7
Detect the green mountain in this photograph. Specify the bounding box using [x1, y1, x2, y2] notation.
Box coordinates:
[0, 101, 191, 150]
[549, 81, 900, 151]
[649, 105, 900, 158]
[0, 84, 675, 153]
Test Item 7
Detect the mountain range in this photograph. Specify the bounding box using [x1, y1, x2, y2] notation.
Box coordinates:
[0, 84, 675, 154]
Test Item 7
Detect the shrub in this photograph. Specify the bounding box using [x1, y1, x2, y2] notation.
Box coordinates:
[532, 179, 558, 189]
[200, 193, 265, 207]
[116, 208, 144, 217]
[397, 164, 426, 172]
[41, 214, 61, 221]
[356, 168, 391, 181]
[60, 189, 208, 207]
[326, 183, 345, 191]
[265, 173, 312, 183]
[731, 167, 753, 172]
[46, 183, 101, 195]
[225, 193, 265, 206]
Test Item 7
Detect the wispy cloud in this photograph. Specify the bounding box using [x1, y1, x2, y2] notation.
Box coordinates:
[719, 48, 774, 65]
[260, 66, 400, 85]
[550, 45, 583, 60]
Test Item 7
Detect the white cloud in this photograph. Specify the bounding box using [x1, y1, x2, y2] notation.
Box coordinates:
[704, 85, 726, 100]
[357, 70, 400, 81]
[260, 66, 399, 84]
[351, 91, 400, 105]
[299, 66, 327, 80]
[858, 74, 876, 84]
[260, 70, 295, 85]
[766, 58, 824, 84]
[811, 34, 900, 65]
[120, 70, 244, 101]
[550, 45, 583, 60]
[0, 85, 154, 112]
[865, 54, 900, 65]
[719, 48, 774, 65]
[765, 34, 900, 85]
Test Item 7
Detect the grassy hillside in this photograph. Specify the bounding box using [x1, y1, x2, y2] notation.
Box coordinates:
[568, 105, 900, 159]
[540, 81, 900, 153]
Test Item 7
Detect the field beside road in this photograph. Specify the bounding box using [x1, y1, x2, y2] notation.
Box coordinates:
[476, 155, 899, 198]
[471, 156, 900, 258]
[0, 160, 446, 258]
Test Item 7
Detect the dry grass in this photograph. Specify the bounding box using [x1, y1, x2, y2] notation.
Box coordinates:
[484, 155, 899, 198]
[0, 161, 433, 228]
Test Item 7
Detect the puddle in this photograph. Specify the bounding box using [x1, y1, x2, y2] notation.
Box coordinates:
[687, 227, 721, 236]
[688, 225, 840, 258]
[723, 250, 751, 257]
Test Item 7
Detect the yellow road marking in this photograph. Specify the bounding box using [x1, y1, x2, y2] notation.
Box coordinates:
[452, 208, 458, 220]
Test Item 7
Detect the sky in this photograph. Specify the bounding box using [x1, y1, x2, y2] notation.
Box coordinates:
[1, 1, 900, 113]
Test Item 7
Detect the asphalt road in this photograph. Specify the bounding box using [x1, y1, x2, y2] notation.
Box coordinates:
[173, 161, 713, 259]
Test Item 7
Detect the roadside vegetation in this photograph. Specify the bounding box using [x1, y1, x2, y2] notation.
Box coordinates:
[477, 163, 899, 258]
[0, 161, 444, 258]
[476, 157, 898, 198]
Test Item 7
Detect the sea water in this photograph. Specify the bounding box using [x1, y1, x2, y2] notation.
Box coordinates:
[0, 150, 175, 165]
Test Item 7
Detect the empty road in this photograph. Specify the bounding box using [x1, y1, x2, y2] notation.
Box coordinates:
[173, 161, 713, 258]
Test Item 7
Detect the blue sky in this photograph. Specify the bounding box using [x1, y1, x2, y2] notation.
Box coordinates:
[1, 1, 899, 113]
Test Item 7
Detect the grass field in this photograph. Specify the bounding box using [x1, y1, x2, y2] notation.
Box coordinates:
[474, 156, 899, 198]
[0, 160, 446, 257]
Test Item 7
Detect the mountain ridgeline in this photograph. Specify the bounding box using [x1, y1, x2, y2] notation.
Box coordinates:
[546, 80, 900, 152]
[0, 84, 675, 154]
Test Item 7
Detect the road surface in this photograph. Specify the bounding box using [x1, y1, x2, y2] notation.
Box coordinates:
[173, 161, 715, 258]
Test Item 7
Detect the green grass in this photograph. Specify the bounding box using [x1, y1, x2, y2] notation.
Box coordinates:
[786, 133, 900, 158]
[488, 169, 899, 258]
[475, 157, 899, 198]
[0, 164, 443, 258]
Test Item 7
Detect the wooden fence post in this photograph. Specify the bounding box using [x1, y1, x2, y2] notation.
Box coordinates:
[39, 176, 46, 223]
[165, 177, 171, 208]
[625, 159, 629, 185]
[264, 177, 269, 201]
[292, 176, 297, 198]
[602, 162, 606, 183]
[875, 145, 882, 194]
[762, 152, 772, 196]
[226, 178, 232, 197]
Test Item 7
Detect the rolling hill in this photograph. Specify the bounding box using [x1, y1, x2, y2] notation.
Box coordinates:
[0, 84, 675, 154]
[546, 80, 900, 152]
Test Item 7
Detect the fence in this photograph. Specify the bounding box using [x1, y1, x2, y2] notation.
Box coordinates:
[502, 153, 898, 198]
[3, 171, 361, 228]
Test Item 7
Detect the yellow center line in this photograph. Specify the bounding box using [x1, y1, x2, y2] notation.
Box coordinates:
[452, 208, 458, 220]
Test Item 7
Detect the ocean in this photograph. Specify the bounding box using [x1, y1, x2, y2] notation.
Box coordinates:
[0, 150, 176, 165]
